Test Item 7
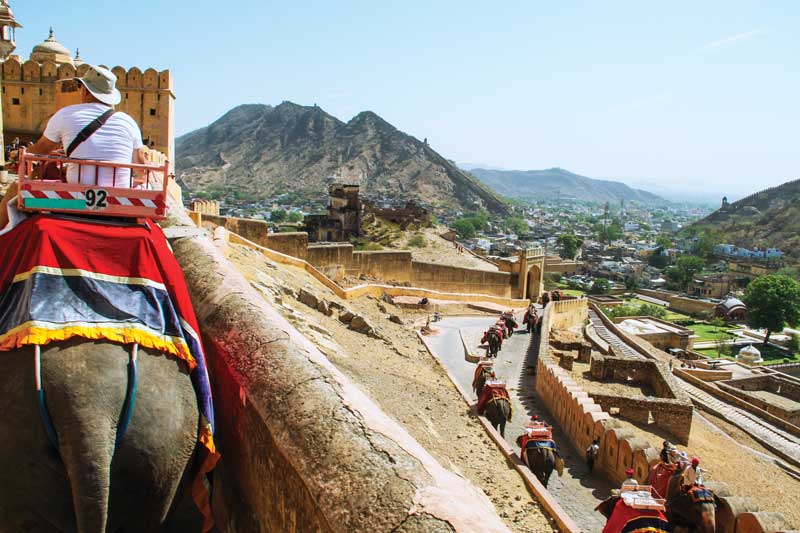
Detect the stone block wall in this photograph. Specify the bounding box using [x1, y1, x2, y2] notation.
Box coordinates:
[588, 394, 693, 445]
[718, 375, 800, 426]
[169, 217, 511, 533]
[410, 261, 512, 298]
[349, 251, 413, 283]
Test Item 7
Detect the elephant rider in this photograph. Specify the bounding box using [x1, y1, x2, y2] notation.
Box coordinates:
[660, 440, 672, 464]
[682, 457, 705, 490]
[622, 468, 638, 487]
[0, 64, 149, 229]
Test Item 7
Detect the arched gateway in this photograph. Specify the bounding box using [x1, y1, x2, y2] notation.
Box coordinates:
[517, 247, 545, 302]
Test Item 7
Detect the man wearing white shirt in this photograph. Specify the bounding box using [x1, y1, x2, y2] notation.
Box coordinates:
[1, 65, 148, 228]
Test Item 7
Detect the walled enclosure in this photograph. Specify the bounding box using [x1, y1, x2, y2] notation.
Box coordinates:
[196, 212, 541, 300]
[718, 375, 800, 426]
[613, 315, 694, 351]
[534, 300, 788, 531]
[165, 209, 510, 533]
[636, 289, 716, 318]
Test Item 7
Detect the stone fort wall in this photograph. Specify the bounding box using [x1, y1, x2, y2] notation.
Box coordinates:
[1, 60, 175, 165]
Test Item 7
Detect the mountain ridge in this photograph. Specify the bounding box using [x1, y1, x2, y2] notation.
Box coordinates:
[465, 167, 666, 205]
[687, 177, 800, 259]
[176, 102, 509, 214]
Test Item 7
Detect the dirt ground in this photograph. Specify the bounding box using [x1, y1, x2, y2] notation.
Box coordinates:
[400, 227, 499, 272]
[567, 360, 655, 397]
[227, 243, 557, 532]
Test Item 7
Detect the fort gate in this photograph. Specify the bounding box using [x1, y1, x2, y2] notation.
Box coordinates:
[517, 247, 545, 301]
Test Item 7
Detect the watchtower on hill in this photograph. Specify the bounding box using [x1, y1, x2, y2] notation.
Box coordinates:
[0, 10, 175, 167]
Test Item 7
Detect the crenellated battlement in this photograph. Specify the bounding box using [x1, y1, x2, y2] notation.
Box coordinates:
[1, 57, 173, 94]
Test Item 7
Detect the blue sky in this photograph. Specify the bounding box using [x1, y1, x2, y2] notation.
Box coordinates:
[13, 1, 799, 198]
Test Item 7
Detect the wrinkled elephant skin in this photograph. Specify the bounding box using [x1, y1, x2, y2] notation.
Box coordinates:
[0, 339, 200, 533]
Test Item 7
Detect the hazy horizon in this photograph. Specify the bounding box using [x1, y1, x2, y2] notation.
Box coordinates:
[15, 1, 799, 198]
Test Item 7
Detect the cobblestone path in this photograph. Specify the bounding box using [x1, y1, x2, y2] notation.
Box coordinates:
[429, 316, 613, 532]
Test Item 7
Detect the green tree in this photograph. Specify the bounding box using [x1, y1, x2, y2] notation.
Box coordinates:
[656, 234, 673, 249]
[624, 275, 639, 291]
[557, 233, 583, 260]
[695, 230, 719, 258]
[504, 216, 528, 236]
[743, 275, 800, 345]
[675, 255, 705, 290]
[787, 333, 800, 355]
[590, 278, 611, 295]
[648, 248, 669, 269]
[452, 219, 476, 239]
[270, 208, 287, 223]
[287, 211, 304, 223]
[776, 267, 800, 280]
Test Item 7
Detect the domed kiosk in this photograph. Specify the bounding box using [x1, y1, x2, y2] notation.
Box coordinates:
[30, 27, 72, 64]
[737, 344, 763, 364]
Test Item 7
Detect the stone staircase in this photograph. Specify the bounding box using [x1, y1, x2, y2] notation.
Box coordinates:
[676, 378, 800, 469]
[588, 309, 644, 359]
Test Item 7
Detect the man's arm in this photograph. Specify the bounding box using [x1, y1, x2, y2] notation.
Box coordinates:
[27, 135, 61, 156]
[133, 147, 149, 165]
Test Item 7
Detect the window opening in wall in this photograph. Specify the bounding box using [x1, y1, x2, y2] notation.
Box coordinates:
[20, 87, 24, 95]
[149, 108, 156, 116]
[39, 88, 43, 96]
[11, 98, 19, 105]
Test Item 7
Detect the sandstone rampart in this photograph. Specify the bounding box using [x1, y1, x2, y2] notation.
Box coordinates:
[166, 211, 511, 532]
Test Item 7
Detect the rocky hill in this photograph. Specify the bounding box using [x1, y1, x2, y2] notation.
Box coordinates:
[176, 102, 509, 214]
[465, 167, 665, 205]
[687, 178, 800, 259]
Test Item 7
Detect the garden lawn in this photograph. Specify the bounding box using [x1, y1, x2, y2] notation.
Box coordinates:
[696, 346, 800, 364]
[687, 323, 737, 343]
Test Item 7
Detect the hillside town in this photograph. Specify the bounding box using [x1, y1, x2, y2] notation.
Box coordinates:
[0, 2, 799, 533]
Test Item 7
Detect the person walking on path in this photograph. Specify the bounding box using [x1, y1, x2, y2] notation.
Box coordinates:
[586, 438, 600, 473]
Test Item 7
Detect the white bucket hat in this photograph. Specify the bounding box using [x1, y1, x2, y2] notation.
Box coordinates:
[74, 64, 121, 106]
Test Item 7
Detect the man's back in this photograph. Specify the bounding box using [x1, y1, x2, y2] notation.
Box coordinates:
[44, 103, 144, 187]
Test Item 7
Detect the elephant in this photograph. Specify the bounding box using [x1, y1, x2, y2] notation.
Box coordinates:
[524, 309, 538, 334]
[0, 338, 203, 533]
[473, 365, 493, 398]
[502, 316, 518, 337]
[666, 472, 719, 533]
[483, 397, 511, 437]
[523, 443, 556, 488]
[487, 330, 501, 358]
[595, 496, 671, 533]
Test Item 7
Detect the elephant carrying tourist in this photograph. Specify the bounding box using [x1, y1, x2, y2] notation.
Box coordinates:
[517, 436, 557, 488]
[595, 495, 671, 533]
[472, 363, 494, 399]
[666, 469, 720, 533]
[501, 312, 518, 337]
[0, 339, 206, 532]
[476, 382, 512, 437]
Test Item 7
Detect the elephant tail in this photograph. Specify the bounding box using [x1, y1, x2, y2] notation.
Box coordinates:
[41, 345, 127, 533]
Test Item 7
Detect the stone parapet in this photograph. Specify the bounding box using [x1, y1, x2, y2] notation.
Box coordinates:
[167, 213, 511, 532]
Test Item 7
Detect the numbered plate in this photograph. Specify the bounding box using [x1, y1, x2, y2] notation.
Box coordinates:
[84, 188, 109, 210]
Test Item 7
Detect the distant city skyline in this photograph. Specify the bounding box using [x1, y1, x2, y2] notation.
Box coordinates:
[12, 1, 799, 198]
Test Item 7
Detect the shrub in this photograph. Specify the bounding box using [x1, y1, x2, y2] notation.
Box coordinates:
[407, 234, 426, 248]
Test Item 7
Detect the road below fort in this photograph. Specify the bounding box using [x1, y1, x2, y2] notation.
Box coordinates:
[426, 316, 614, 533]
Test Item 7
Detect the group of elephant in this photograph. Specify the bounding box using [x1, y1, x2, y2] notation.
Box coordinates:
[597, 467, 722, 533]
[472, 360, 558, 490]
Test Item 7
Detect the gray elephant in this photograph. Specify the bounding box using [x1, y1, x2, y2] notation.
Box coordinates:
[0, 339, 204, 532]
[666, 472, 720, 533]
[481, 396, 511, 437]
[523, 442, 555, 488]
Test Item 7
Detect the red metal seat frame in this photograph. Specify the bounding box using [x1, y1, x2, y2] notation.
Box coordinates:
[16, 148, 170, 220]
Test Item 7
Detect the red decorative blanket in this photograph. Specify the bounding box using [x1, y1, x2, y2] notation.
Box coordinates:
[0, 214, 218, 530]
[602, 499, 669, 533]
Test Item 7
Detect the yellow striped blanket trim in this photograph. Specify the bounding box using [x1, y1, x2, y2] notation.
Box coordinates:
[0, 321, 197, 370]
[12, 266, 168, 291]
[193, 420, 221, 533]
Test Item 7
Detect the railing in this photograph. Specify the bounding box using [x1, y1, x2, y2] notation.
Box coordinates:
[16, 148, 171, 220]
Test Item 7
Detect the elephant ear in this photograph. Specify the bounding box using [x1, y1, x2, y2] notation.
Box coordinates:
[595, 496, 619, 518]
